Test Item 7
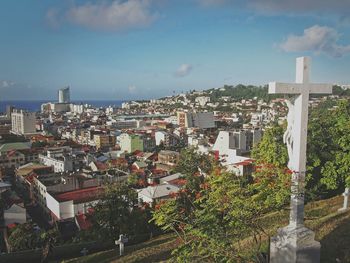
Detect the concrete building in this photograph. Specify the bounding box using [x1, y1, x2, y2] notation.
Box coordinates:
[94, 134, 116, 150]
[138, 184, 179, 205]
[11, 109, 36, 135]
[195, 96, 210, 106]
[41, 102, 70, 113]
[0, 124, 11, 135]
[46, 187, 102, 221]
[119, 133, 144, 153]
[58, 86, 70, 103]
[177, 111, 215, 129]
[39, 147, 73, 172]
[155, 131, 180, 147]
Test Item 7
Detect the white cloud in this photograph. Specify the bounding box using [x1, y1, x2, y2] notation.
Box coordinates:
[196, 0, 229, 7]
[45, 8, 61, 29]
[279, 25, 350, 58]
[128, 85, 137, 94]
[0, 80, 14, 88]
[65, 0, 158, 31]
[174, 64, 193, 77]
[248, 0, 350, 15]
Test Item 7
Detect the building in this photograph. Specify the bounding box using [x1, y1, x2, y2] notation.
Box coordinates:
[138, 184, 179, 205]
[0, 124, 11, 135]
[195, 96, 210, 106]
[58, 86, 70, 103]
[94, 134, 116, 150]
[177, 112, 215, 129]
[46, 187, 103, 221]
[39, 147, 74, 172]
[41, 102, 70, 113]
[155, 131, 180, 147]
[157, 150, 180, 171]
[33, 172, 100, 219]
[119, 133, 144, 153]
[11, 109, 36, 135]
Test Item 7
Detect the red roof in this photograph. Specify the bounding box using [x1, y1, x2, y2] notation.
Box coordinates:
[133, 150, 144, 156]
[234, 159, 254, 166]
[54, 187, 104, 204]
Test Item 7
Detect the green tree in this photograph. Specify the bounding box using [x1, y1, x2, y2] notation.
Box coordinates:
[153, 167, 290, 262]
[251, 124, 288, 167]
[92, 183, 153, 242]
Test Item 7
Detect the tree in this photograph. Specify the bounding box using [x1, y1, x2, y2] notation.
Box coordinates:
[320, 100, 350, 191]
[153, 167, 290, 262]
[92, 183, 153, 242]
[251, 124, 288, 167]
[7, 223, 60, 252]
[174, 147, 214, 177]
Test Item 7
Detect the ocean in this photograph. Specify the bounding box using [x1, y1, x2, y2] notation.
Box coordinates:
[0, 100, 125, 113]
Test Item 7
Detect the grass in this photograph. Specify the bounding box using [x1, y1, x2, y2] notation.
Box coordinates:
[61, 195, 350, 263]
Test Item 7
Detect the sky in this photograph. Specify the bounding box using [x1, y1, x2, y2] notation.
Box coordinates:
[1, 0, 350, 100]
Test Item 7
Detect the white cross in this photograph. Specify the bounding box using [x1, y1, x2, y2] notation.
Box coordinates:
[115, 234, 128, 256]
[339, 187, 349, 212]
[269, 56, 332, 228]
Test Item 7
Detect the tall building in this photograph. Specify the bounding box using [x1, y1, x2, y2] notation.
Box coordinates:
[119, 133, 144, 153]
[58, 86, 70, 103]
[11, 109, 36, 135]
[177, 111, 215, 129]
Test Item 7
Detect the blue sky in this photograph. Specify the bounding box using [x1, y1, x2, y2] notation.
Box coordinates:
[1, 0, 350, 100]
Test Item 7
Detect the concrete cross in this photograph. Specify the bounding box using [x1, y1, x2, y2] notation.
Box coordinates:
[115, 234, 128, 256]
[338, 187, 349, 212]
[269, 57, 332, 263]
[269, 56, 332, 228]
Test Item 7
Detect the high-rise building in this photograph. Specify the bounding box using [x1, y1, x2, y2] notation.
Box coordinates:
[177, 111, 215, 129]
[11, 109, 36, 135]
[58, 86, 70, 103]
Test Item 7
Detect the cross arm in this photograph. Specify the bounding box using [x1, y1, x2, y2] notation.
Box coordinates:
[268, 82, 303, 94]
[269, 82, 333, 95]
[308, 83, 333, 94]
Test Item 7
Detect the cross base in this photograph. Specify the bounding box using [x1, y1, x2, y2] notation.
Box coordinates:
[270, 225, 320, 263]
[338, 207, 349, 213]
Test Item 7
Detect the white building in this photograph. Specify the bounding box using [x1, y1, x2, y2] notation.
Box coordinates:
[46, 187, 102, 221]
[177, 112, 215, 129]
[4, 203, 27, 226]
[138, 184, 179, 205]
[11, 109, 36, 135]
[39, 147, 73, 172]
[58, 86, 70, 103]
[195, 96, 211, 106]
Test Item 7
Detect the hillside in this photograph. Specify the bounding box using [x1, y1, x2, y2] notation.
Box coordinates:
[62, 195, 350, 263]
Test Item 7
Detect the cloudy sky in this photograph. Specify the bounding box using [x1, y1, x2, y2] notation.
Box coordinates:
[1, 0, 350, 100]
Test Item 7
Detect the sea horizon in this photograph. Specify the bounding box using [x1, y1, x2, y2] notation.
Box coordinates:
[0, 99, 126, 113]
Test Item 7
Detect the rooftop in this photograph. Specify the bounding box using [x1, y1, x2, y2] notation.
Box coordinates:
[54, 186, 104, 204]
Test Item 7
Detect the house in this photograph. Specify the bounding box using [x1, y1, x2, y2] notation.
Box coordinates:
[46, 186, 104, 221]
[138, 184, 179, 205]
[156, 150, 180, 171]
[2, 190, 27, 226]
[132, 161, 148, 170]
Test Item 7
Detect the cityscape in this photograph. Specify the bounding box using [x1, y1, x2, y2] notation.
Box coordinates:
[1, 1, 350, 263]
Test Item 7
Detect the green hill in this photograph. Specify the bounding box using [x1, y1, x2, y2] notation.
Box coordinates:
[62, 195, 350, 263]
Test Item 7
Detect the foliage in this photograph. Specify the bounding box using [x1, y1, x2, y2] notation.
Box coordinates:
[173, 147, 214, 177]
[251, 124, 288, 167]
[8, 223, 60, 252]
[91, 183, 153, 242]
[153, 166, 290, 262]
[320, 100, 350, 190]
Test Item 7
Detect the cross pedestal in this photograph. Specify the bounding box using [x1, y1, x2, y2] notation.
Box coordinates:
[269, 57, 332, 263]
[338, 188, 349, 212]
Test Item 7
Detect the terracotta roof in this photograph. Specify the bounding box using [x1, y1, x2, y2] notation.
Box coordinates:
[54, 187, 104, 204]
